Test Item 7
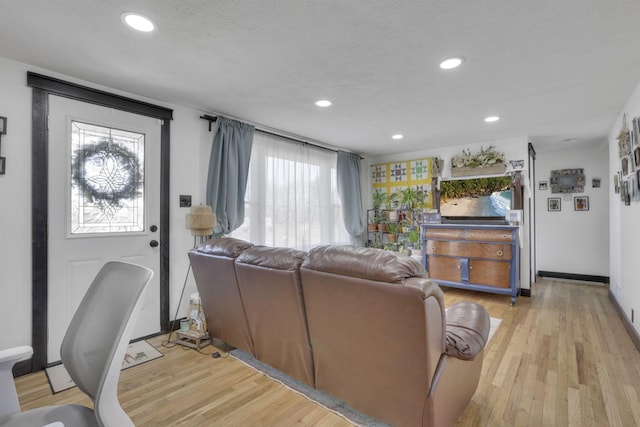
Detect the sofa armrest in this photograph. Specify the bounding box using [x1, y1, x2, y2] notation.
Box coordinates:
[445, 302, 490, 361]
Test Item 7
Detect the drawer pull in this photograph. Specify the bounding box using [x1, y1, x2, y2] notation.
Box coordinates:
[496, 250, 504, 256]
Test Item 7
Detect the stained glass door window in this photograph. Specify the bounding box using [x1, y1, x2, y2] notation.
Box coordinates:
[70, 121, 145, 234]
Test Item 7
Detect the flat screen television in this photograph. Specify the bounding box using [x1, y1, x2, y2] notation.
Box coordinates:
[439, 176, 512, 224]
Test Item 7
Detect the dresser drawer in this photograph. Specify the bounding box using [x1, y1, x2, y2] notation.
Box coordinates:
[465, 229, 513, 242]
[424, 228, 464, 240]
[469, 259, 511, 288]
[426, 240, 512, 260]
[426, 256, 461, 282]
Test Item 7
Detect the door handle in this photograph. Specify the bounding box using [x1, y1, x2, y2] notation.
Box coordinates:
[149, 240, 159, 248]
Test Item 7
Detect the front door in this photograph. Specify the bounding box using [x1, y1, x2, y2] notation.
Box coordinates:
[47, 95, 161, 363]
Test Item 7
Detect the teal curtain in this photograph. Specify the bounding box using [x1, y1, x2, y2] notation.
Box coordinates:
[337, 151, 365, 245]
[206, 117, 254, 236]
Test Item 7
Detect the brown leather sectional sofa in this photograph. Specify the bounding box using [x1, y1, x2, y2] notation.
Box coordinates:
[189, 237, 491, 427]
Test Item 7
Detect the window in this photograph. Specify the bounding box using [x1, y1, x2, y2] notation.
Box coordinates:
[70, 121, 145, 234]
[231, 132, 350, 250]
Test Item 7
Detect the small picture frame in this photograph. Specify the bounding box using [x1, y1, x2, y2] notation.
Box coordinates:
[0, 116, 6, 135]
[538, 181, 548, 191]
[574, 196, 589, 211]
[592, 178, 601, 188]
[547, 197, 561, 212]
[0, 157, 4, 174]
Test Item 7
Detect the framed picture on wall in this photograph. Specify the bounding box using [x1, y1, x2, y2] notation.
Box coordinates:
[547, 197, 561, 212]
[574, 196, 589, 211]
[539, 181, 548, 190]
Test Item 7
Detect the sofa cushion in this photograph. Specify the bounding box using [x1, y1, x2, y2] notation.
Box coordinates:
[302, 245, 426, 283]
[237, 246, 306, 270]
[195, 237, 253, 257]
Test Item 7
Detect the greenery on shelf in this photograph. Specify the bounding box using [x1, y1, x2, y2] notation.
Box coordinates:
[386, 191, 399, 209]
[451, 145, 505, 169]
[372, 189, 386, 211]
[440, 176, 511, 202]
[408, 229, 420, 248]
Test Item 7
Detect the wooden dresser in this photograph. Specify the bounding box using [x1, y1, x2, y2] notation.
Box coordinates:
[421, 223, 520, 305]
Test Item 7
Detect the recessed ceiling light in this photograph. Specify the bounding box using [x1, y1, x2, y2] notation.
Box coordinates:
[563, 138, 577, 143]
[315, 100, 332, 107]
[439, 57, 464, 70]
[484, 116, 500, 123]
[122, 13, 155, 32]
[392, 134, 404, 140]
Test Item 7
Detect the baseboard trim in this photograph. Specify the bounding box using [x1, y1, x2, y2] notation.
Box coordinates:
[609, 290, 640, 353]
[538, 271, 609, 284]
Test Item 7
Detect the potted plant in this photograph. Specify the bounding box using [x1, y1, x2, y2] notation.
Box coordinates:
[450, 145, 506, 177]
[386, 192, 399, 209]
[399, 187, 419, 209]
[372, 189, 386, 211]
[386, 222, 398, 242]
[409, 229, 421, 256]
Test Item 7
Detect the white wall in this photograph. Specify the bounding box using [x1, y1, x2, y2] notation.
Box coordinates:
[609, 80, 640, 336]
[534, 144, 609, 276]
[0, 57, 213, 349]
[364, 136, 533, 290]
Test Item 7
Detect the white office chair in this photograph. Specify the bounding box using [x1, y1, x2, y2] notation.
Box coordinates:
[0, 261, 153, 427]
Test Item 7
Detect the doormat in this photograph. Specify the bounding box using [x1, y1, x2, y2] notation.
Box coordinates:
[45, 340, 163, 394]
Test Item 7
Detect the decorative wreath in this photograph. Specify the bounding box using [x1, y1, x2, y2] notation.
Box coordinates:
[72, 139, 142, 207]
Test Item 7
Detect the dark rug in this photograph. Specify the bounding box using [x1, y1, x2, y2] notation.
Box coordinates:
[229, 349, 391, 427]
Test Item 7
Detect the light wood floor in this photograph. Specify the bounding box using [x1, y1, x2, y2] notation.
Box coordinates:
[14, 278, 640, 426]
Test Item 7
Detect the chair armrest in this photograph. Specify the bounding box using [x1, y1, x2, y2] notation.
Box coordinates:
[0, 346, 33, 418]
[445, 302, 490, 361]
[0, 346, 33, 365]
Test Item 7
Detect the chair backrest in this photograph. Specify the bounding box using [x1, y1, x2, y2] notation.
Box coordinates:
[60, 261, 153, 427]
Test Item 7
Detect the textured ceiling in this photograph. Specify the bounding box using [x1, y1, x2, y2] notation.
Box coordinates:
[2, 0, 640, 155]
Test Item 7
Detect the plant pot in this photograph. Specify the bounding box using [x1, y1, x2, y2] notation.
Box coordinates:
[386, 234, 397, 243]
[368, 223, 378, 232]
[378, 223, 386, 233]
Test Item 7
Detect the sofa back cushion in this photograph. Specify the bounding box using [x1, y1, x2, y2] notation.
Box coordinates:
[189, 237, 255, 355]
[301, 244, 427, 282]
[235, 246, 315, 386]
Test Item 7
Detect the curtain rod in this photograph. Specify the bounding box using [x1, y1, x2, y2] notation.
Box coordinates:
[200, 114, 361, 158]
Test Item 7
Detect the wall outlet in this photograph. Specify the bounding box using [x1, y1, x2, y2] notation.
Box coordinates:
[179, 195, 192, 208]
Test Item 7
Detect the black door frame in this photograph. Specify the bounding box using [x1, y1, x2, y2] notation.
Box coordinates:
[26, 72, 173, 373]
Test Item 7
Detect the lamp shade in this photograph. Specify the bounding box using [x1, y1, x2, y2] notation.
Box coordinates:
[186, 205, 216, 236]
